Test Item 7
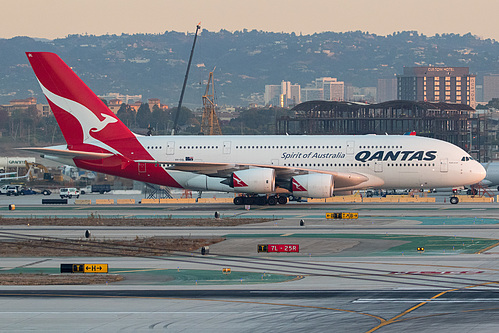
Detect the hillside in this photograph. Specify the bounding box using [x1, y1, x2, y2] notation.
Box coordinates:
[1, 30, 499, 107]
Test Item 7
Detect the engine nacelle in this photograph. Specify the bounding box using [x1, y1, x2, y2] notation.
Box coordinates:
[292, 173, 334, 198]
[230, 168, 276, 193]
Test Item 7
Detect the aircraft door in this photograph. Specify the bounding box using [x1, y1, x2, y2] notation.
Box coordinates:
[166, 141, 175, 155]
[223, 141, 231, 154]
[374, 161, 383, 173]
[138, 162, 146, 174]
[440, 158, 448, 172]
[346, 141, 355, 155]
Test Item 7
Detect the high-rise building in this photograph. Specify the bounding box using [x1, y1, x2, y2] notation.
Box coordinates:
[377, 78, 397, 103]
[397, 66, 476, 108]
[301, 77, 344, 102]
[301, 87, 323, 101]
[316, 77, 344, 101]
[483, 74, 499, 103]
[264, 81, 301, 107]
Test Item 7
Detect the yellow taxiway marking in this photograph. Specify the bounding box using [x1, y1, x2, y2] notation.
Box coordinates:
[280, 233, 294, 237]
[365, 288, 459, 333]
[365, 280, 499, 332]
[475, 241, 499, 254]
[0, 292, 385, 324]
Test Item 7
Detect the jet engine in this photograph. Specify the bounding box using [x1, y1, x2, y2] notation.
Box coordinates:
[226, 168, 276, 193]
[291, 173, 334, 198]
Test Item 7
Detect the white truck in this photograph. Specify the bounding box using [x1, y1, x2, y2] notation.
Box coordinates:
[59, 188, 80, 199]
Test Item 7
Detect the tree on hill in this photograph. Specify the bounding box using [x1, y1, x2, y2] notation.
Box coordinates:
[135, 103, 151, 129]
[116, 103, 136, 128]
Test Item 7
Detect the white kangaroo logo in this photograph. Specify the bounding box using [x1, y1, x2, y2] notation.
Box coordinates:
[38, 80, 121, 156]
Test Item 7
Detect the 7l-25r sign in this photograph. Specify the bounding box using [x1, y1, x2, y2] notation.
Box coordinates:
[258, 244, 299, 253]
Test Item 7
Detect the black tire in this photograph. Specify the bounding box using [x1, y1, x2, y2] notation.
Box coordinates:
[450, 196, 459, 204]
[68, 195, 72, 199]
[233, 196, 244, 205]
[267, 196, 277, 205]
[278, 196, 288, 204]
[243, 197, 255, 205]
[255, 196, 267, 205]
[80, 191, 85, 195]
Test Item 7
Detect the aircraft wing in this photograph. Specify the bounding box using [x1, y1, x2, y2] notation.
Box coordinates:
[135, 160, 374, 189]
[0, 172, 17, 177]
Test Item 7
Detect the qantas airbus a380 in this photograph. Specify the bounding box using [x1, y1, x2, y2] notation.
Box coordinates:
[22, 52, 486, 205]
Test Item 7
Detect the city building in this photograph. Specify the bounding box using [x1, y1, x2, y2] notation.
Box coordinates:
[483, 74, 499, 103]
[2, 97, 51, 117]
[264, 81, 301, 107]
[98, 93, 142, 105]
[397, 66, 476, 108]
[377, 78, 397, 103]
[316, 77, 344, 101]
[147, 98, 169, 112]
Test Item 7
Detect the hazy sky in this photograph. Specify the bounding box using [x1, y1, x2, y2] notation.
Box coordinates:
[2, 0, 498, 40]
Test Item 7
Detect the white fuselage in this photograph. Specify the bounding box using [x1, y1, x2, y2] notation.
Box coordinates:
[135, 134, 485, 192]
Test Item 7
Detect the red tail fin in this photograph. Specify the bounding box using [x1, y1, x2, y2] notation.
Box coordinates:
[26, 52, 135, 151]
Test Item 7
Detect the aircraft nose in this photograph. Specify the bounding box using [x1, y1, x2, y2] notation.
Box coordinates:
[471, 161, 487, 184]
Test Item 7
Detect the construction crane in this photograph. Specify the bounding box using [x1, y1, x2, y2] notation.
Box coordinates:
[172, 22, 201, 136]
[200, 70, 222, 135]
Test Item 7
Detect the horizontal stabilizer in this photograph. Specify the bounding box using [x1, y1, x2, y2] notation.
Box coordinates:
[17, 147, 114, 160]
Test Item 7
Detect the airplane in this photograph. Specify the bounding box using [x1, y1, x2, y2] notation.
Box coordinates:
[0, 169, 32, 181]
[0, 172, 17, 178]
[479, 162, 499, 191]
[20, 52, 486, 205]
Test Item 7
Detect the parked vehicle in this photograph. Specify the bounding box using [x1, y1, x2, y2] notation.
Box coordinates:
[80, 184, 112, 194]
[6, 185, 22, 196]
[19, 188, 52, 195]
[0, 185, 9, 194]
[59, 188, 80, 199]
[20, 188, 37, 195]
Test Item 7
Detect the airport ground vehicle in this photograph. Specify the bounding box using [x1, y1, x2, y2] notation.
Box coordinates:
[79, 184, 111, 194]
[21, 52, 487, 205]
[0, 185, 9, 194]
[6, 185, 23, 196]
[59, 188, 80, 199]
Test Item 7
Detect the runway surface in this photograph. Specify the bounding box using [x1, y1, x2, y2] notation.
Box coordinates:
[1, 195, 499, 331]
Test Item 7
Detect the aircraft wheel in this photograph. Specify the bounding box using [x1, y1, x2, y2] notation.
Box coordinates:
[243, 196, 255, 205]
[277, 196, 288, 204]
[450, 196, 459, 205]
[255, 196, 267, 205]
[233, 197, 244, 205]
[267, 196, 277, 205]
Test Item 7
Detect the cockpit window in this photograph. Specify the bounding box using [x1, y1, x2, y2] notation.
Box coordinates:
[461, 156, 473, 161]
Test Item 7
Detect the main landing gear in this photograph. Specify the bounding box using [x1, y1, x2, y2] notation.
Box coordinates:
[233, 195, 288, 206]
